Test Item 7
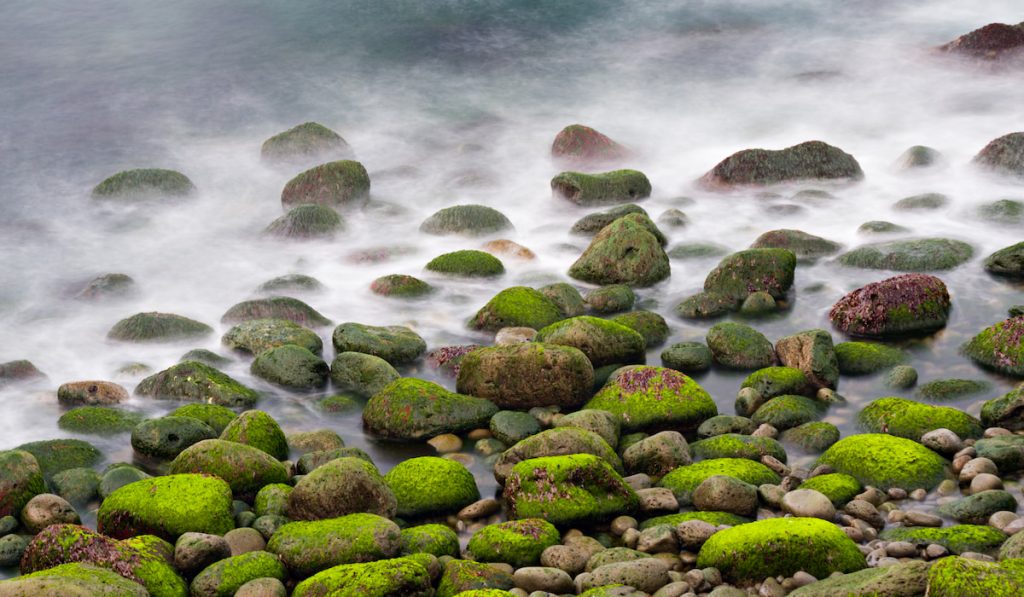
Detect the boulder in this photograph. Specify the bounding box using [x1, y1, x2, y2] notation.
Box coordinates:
[700, 141, 863, 188]
[97, 474, 234, 541]
[816, 434, 947, 491]
[568, 213, 670, 286]
[266, 513, 401, 577]
[383, 457, 479, 518]
[962, 315, 1024, 376]
[222, 318, 323, 356]
[287, 457, 396, 520]
[92, 168, 195, 199]
[985, 241, 1024, 276]
[331, 323, 426, 365]
[169, 440, 289, 499]
[362, 378, 498, 440]
[859, 396, 982, 440]
[466, 519, 560, 567]
[369, 274, 433, 298]
[107, 312, 212, 342]
[551, 170, 651, 206]
[420, 204, 513, 237]
[584, 366, 717, 433]
[135, 361, 259, 408]
[470, 286, 564, 332]
[221, 296, 331, 327]
[261, 122, 353, 165]
[280, 160, 370, 209]
[264, 204, 343, 239]
[551, 124, 629, 168]
[829, 274, 950, 337]
[425, 249, 505, 277]
[250, 344, 329, 389]
[838, 238, 973, 271]
[534, 315, 646, 368]
[706, 322, 776, 370]
[456, 343, 594, 410]
[750, 229, 841, 262]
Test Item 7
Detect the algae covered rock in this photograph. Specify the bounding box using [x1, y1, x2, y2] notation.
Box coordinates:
[221, 296, 331, 327]
[261, 122, 353, 165]
[535, 315, 646, 368]
[470, 286, 564, 332]
[266, 513, 401, 577]
[467, 519, 560, 567]
[610, 310, 669, 348]
[0, 449, 45, 517]
[363, 378, 498, 440]
[258, 273, 324, 294]
[108, 312, 212, 342]
[859, 396, 982, 440]
[700, 140, 863, 188]
[674, 290, 738, 319]
[169, 439, 289, 498]
[985, 241, 1024, 277]
[750, 229, 841, 262]
[751, 394, 825, 430]
[0, 359, 46, 386]
[492, 427, 623, 484]
[690, 433, 787, 463]
[219, 410, 289, 459]
[568, 213, 670, 287]
[135, 361, 259, 407]
[288, 456, 396, 521]
[190, 550, 286, 597]
[586, 284, 635, 314]
[0, 562, 150, 596]
[250, 344, 329, 389]
[974, 131, 1024, 178]
[917, 378, 992, 401]
[551, 170, 651, 206]
[571, 204, 648, 236]
[538, 282, 586, 317]
[456, 343, 594, 410]
[92, 168, 195, 200]
[222, 318, 323, 356]
[622, 430, 692, 478]
[938, 489, 1019, 524]
[787, 559, 928, 597]
[281, 159, 370, 209]
[706, 322, 776, 370]
[131, 416, 217, 459]
[551, 124, 629, 168]
[981, 386, 1024, 431]
[657, 458, 780, 506]
[401, 524, 459, 557]
[15, 439, 102, 480]
[834, 341, 906, 374]
[696, 517, 866, 582]
[779, 421, 841, 453]
[370, 274, 433, 298]
[265, 204, 343, 239]
[962, 315, 1024, 377]
[703, 248, 796, 302]
[927, 556, 1024, 597]
[293, 558, 432, 597]
[838, 238, 974, 271]
[829, 273, 951, 337]
[741, 366, 812, 399]
[384, 457, 479, 518]
[798, 472, 861, 507]
[58, 406, 144, 435]
[97, 474, 234, 541]
[168, 403, 237, 434]
[584, 365, 717, 433]
[426, 249, 505, 277]
[330, 351, 400, 398]
[880, 524, 1007, 555]
[420, 204, 513, 237]
[660, 342, 712, 374]
[332, 322, 426, 365]
[76, 273, 136, 301]
[816, 433, 947, 491]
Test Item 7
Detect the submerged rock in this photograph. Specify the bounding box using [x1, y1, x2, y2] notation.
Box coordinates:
[838, 238, 973, 271]
[551, 124, 629, 168]
[700, 140, 863, 188]
[551, 170, 652, 206]
[420, 204, 512, 237]
[568, 213, 670, 286]
[221, 296, 331, 327]
[985, 241, 1024, 276]
[261, 121, 354, 165]
[974, 131, 1024, 178]
[939, 22, 1024, 60]
[750, 229, 841, 262]
[829, 273, 951, 337]
[280, 160, 370, 210]
[962, 316, 1024, 376]
[264, 204, 343, 239]
[92, 168, 195, 200]
[107, 312, 212, 342]
[570, 204, 648, 236]
[75, 273, 136, 300]
[258, 273, 324, 294]
[0, 360, 46, 386]
[893, 192, 949, 210]
[895, 145, 942, 170]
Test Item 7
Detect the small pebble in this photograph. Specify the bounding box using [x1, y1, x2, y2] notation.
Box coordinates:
[959, 457, 998, 483]
[428, 433, 463, 453]
[458, 498, 500, 520]
[925, 543, 949, 559]
[611, 516, 638, 536]
[903, 510, 942, 527]
[909, 488, 927, 501]
[983, 427, 1013, 437]
[885, 541, 918, 558]
[970, 473, 1004, 492]
[791, 571, 817, 587]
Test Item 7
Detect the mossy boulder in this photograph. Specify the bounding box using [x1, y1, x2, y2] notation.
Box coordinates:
[0, 562, 150, 596]
[568, 214, 670, 286]
[76, 272, 136, 301]
[774, 329, 839, 389]
[798, 473, 861, 507]
[621, 430, 691, 478]
[97, 474, 233, 541]
[254, 483, 293, 517]
[265, 204, 343, 239]
[779, 421, 841, 453]
[538, 282, 586, 318]
[700, 141, 863, 188]
[751, 394, 826, 430]
[696, 517, 866, 582]
[266, 513, 401, 578]
[986, 242, 1024, 277]
[741, 366, 812, 399]
[584, 365, 717, 433]
[293, 558, 432, 597]
[168, 404, 237, 434]
[788, 560, 929, 597]
[697, 415, 757, 439]
[894, 192, 949, 210]
[838, 238, 974, 271]
[281, 160, 370, 209]
[571, 204, 648, 236]
[330, 351, 400, 398]
[668, 242, 730, 261]
[660, 342, 712, 373]
[585, 285, 635, 314]
[58, 406, 144, 435]
[706, 322, 776, 370]
[363, 378, 498, 440]
[190, 551, 286, 596]
[982, 386, 1024, 430]
[962, 316, 1024, 377]
[703, 249, 796, 304]
[52, 467, 102, 504]
[400, 524, 459, 557]
[554, 409, 620, 446]
[259, 273, 324, 294]
[927, 556, 1024, 597]
[295, 448, 374, 475]
[456, 343, 594, 410]
[219, 410, 289, 459]
[287, 457, 396, 521]
[830, 273, 951, 338]
[750, 229, 841, 262]
[916, 378, 992, 401]
[492, 427, 623, 484]
[551, 170, 651, 206]
[420, 204, 513, 237]
[99, 466, 151, 499]
[551, 124, 629, 168]
[896, 145, 942, 169]
[130, 416, 217, 459]
[178, 349, 230, 367]
[535, 315, 645, 368]
[879, 524, 1007, 555]
[639, 510, 751, 530]
[169, 440, 289, 499]
[470, 286, 564, 332]
[370, 274, 433, 298]
[503, 454, 638, 526]
[657, 458, 780, 506]
[15, 439, 102, 480]
[816, 434, 947, 491]
[426, 250, 505, 277]
[834, 341, 906, 375]
[222, 318, 323, 356]
[135, 361, 259, 408]
[0, 359, 46, 386]
[979, 198, 1024, 224]
[690, 433, 787, 463]
[859, 396, 982, 440]
[331, 323, 426, 366]
[0, 450, 45, 517]
[384, 457, 479, 518]
[261, 122, 353, 165]
[251, 344, 329, 389]
[674, 290, 739, 319]
[938, 490, 1019, 524]
[467, 519, 560, 567]
[610, 311, 669, 347]
[92, 168, 195, 200]
[108, 312, 212, 342]
[221, 296, 331, 327]
[974, 131, 1024, 178]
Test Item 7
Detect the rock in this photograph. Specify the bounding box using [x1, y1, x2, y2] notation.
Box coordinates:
[780, 421, 841, 453]
[571, 204, 649, 236]
[287, 457, 396, 520]
[622, 431, 691, 479]
[962, 316, 1024, 377]
[222, 318, 322, 356]
[940, 22, 1024, 59]
[295, 448, 373, 474]
[503, 454, 639, 525]
[829, 274, 951, 337]
[660, 342, 712, 373]
[266, 513, 401, 577]
[985, 241, 1024, 277]
[250, 344, 329, 389]
[51, 467, 102, 504]
[703, 248, 796, 304]
[331, 323, 426, 366]
[569, 213, 670, 286]
[741, 366, 813, 399]
[894, 192, 949, 210]
[168, 404, 237, 434]
[552, 170, 651, 206]
[363, 378, 498, 440]
[583, 559, 671, 594]
[420, 204, 513, 237]
[456, 343, 594, 410]
[816, 434, 947, 491]
[859, 396, 982, 440]
[781, 489, 835, 520]
[107, 312, 212, 342]
[261, 122, 353, 165]
[799, 473, 862, 507]
[370, 274, 433, 297]
[384, 457, 479, 518]
[926, 556, 1024, 597]
[258, 273, 324, 294]
[14, 439, 101, 480]
[979, 198, 1024, 224]
[131, 416, 217, 459]
[0, 360, 46, 387]
[264, 204, 343, 239]
[751, 394, 824, 430]
[690, 433, 787, 463]
[859, 220, 910, 235]
[675, 290, 738, 319]
[879, 524, 1007, 555]
[467, 519, 560, 567]
[554, 409, 620, 446]
[490, 411, 542, 445]
[886, 365, 919, 389]
[330, 352, 399, 398]
[179, 349, 231, 367]
[586, 285, 636, 314]
[75, 272, 136, 301]
[668, 242, 730, 261]
[174, 532, 232, 577]
[658, 458, 780, 506]
[96, 474, 233, 541]
[921, 428, 963, 455]
[750, 229, 841, 262]
[895, 145, 942, 170]
[535, 315, 646, 368]
[400, 524, 459, 557]
[58, 406, 144, 435]
[838, 238, 974, 271]
[222, 296, 331, 327]
[611, 311, 669, 347]
[92, 168, 195, 199]
[219, 410, 288, 460]
[706, 322, 776, 370]
[917, 378, 992, 401]
[57, 380, 129, 406]
[700, 141, 863, 188]
[470, 286, 564, 332]
[537, 282, 585, 318]
[280, 160, 370, 210]
[20, 493, 79, 533]
[696, 517, 866, 582]
[551, 124, 629, 168]
[136, 361, 259, 407]
[834, 341, 906, 375]
[698, 415, 757, 439]
[657, 208, 689, 229]
[293, 558, 432, 597]
[692, 475, 758, 517]
[740, 291, 777, 315]
[426, 249, 505, 277]
[436, 559, 514, 597]
[981, 386, 1024, 431]
[513, 566, 574, 594]
[190, 551, 287, 597]
[235, 578, 287, 597]
[787, 560, 929, 597]
[938, 490, 1019, 524]
[169, 440, 289, 499]
[585, 366, 717, 433]
[492, 427, 623, 484]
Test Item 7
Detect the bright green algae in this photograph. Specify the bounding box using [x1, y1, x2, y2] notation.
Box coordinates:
[816, 433, 948, 491]
[658, 458, 780, 505]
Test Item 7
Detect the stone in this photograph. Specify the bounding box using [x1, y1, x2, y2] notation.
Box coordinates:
[265, 513, 401, 577]
[535, 315, 646, 368]
[816, 434, 947, 491]
[974, 132, 1024, 178]
[384, 457, 479, 518]
[280, 160, 370, 209]
[222, 296, 331, 327]
[829, 274, 951, 337]
[470, 286, 564, 332]
[107, 312, 212, 342]
[585, 366, 717, 433]
[781, 489, 836, 520]
[569, 213, 670, 286]
[551, 124, 629, 168]
[838, 238, 974, 271]
[57, 380, 129, 406]
[426, 249, 505, 277]
[261, 122, 353, 165]
[363, 378, 498, 441]
[250, 345, 329, 389]
[700, 141, 863, 188]
[92, 168, 195, 199]
[552, 170, 652, 206]
[265, 204, 343, 239]
[456, 343, 594, 410]
[135, 361, 259, 408]
[692, 475, 758, 517]
[858, 396, 982, 441]
[750, 229, 841, 262]
[331, 323, 426, 366]
[420, 204, 513, 237]
[706, 322, 776, 370]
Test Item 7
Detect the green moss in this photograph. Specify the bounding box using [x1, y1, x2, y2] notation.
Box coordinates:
[816, 434, 948, 491]
[426, 250, 505, 277]
[99, 466, 150, 499]
[57, 406, 144, 435]
[788, 560, 929, 597]
[363, 378, 498, 440]
[657, 458, 780, 505]
[251, 344, 329, 389]
[470, 286, 564, 332]
[538, 282, 586, 317]
[696, 517, 866, 583]
[293, 558, 432, 597]
[419, 204, 513, 237]
[168, 404, 237, 434]
[937, 490, 1019, 524]
[859, 396, 983, 440]
[962, 316, 1024, 377]
[568, 213, 670, 287]
[879, 525, 1007, 555]
[281, 160, 370, 209]
[384, 457, 479, 518]
[331, 323, 426, 366]
[0, 449, 46, 517]
[916, 378, 993, 401]
[266, 513, 401, 578]
[15, 439, 102, 479]
[741, 367, 812, 399]
[370, 274, 433, 297]
[169, 439, 289, 499]
[926, 556, 1024, 597]
[551, 170, 652, 206]
[400, 524, 460, 557]
[135, 361, 259, 408]
[190, 550, 287, 597]
[492, 427, 622, 484]
[610, 310, 669, 347]
[638, 510, 751, 530]
[706, 322, 777, 370]
[834, 341, 906, 375]
[52, 467, 102, 504]
[675, 290, 738, 319]
[97, 474, 234, 541]
[254, 483, 292, 516]
[437, 559, 515, 597]
[798, 473, 861, 507]
[287, 457, 396, 521]
[92, 168, 195, 199]
[107, 312, 212, 342]
[456, 342, 594, 410]
[703, 249, 796, 301]
[262, 122, 350, 163]
[536, 315, 645, 368]
[218, 410, 288, 459]
[779, 421, 841, 453]
[690, 433, 788, 463]
[265, 204, 344, 239]
[585, 365, 717, 433]
[222, 318, 323, 356]
[316, 394, 362, 415]
[221, 296, 331, 327]
[751, 394, 825, 430]
[467, 519, 560, 567]
[586, 285, 635, 314]
[0, 562, 149, 596]
[130, 416, 217, 459]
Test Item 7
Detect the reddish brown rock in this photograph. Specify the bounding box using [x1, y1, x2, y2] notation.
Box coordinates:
[939, 22, 1024, 60]
[551, 124, 629, 168]
[829, 274, 950, 338]
[57, 381, 129, 407]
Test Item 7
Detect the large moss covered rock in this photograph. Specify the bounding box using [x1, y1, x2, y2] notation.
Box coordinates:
[169, 439, 289, 499]
[108, 312, 212, 342]
[700, 141, 863, 188]
[97, 474, 234, 541]
[135, 361, 259, 408]
[834, 341, 906, 375]
[370, 274, 433, 298]
[571, 204, 648, 236]
[859, 396, 983, 440]
[503, 454, 638, 526]
[92, 168, 195, 200]
[985, 242, 1024, 276]
[0, 562, 149, 596]
[293, 558, 432, 597]
[816, 434, 947, 491]
[330, 351, 400, 398]
[265, 204, 344, 239]
[168, 404, 237, 434]
[266, 513, 401, 578]
[750, 229, 841, 262]
[568, 213, 670, 286]
[584, 366, 717, 433]
[879, 524, 1007, 555]
[281, 160, 370, 209]
[221, 296, 331, 327]
[58, 406, 144, 435]
[658, 458, 780, 506]
[696, 517, 866, 582]
[384, 457, 479, 518]
[191, 551, 286, 597]
[420, 204, 513, 236]
[706, 322, 776, 370]
[830, 274, 951, 337]
[973, 131, 1024, 178]
[15, 439, 102, 480]
[470, 286, 565, 332]
[551, 170, 651, 206]
[751, 394, 826, 430]
[492, 427, 623, 484]
[250, 344, 329, 389]
[690, 433, 788, 463]
[963, 316, 1024, 376]
[400, 524, 459, 557]
[0, 449, 45, 517]
[467, 519, 560, 567]
[219, 410, 289, 459]
[261, 122, 353, 165]
[332, 323, 426, 366]
[426, 249, 505, 277]
[838, 238, 974, 271]
[131, 416, 217, 459]
[551, 124, 629, 168]
[703, 249, 796, 302]
[788, 559, 929, 597]
[535, 315, 646, 368]
[363, 378, 498, 440]
[610, 310, 669, 347]
[927, 556, 1024, 597]
[456, 343, 594, 409]
[222, 318, 323, 356]
[538, 282, 586, 317]
[981, 386, 1024, 431]
[287, 457, 396, 520]
[774, 329, 838, 389]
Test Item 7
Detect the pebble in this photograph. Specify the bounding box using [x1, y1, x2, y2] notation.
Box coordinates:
[909, 488, 927, 501]
[751, 424, 778, 438]
[809, 464, 834, 478]
[624, 473, 653, 491]
[1005, 517, 1024, 535]
[467, 428, 492, 440]
[676, 520, 718, 549]
[970, 473, 1004, 492]
[816, 388, 845, 404]
[781, 489, 836, 520]
[904, 510, 942, 527]
[622, 528, 640, 548]
[637, 526, 678, 554]
[224, 528, 265, 555]
[991, 511, 1020, 530]
[843, 526, 863, 542]
[638, 487, 679, 512]
[495, 326, 537, 344]
[921, 428, 962, 455]
[583, 559, 672, 594]
[936, 479, 959, 496]
[855, 488, 886, 506]
[983, 427, 1013, 437]
[845, 499, 884, 529]
[959, 457, 998, 483]
[235, 577, 287, 597]
[760, 455, 788, 475]
[652, 581, 693, 597]
[541, 545, 588, 576]
[791, 571, 818, 587]
[887, 487, 908, 500]
[885, 541, 918, 557]
[458, 498, 500, 520]
[428, 433, 463, 453]
[693, 476, 758, 517]
[611, 516, 639, 536]
[20, 493, 79, 533]
[513, 567, 574, 594]
[708, 586, 745, 597]
[925, 544, 949, 559]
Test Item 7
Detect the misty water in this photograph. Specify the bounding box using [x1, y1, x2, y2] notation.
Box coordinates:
[2, 0, 1024, 557]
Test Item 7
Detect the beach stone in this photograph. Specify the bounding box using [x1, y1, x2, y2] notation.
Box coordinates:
[420, 204, 513, 237]
[974, 132, 1024, 178]
[331, 323, 425, 366]
[838, 238, 973, 271]
[363, 378, 498, 441]
[265, 204, 343, 239]
[585, 366, 717, 433]
[569, 213, 669, 286]
[471, 286, 564, 332]
[57, 381, 129, 406]
[816, 434, 947, 491]
[535, 315, 646, 368]
[582, 559, 671, 594]
[660, 342, 712, 373]
[131, 416, 217, 459]
[554, 409, 620, 447]
[280, 160, 370, 209]
[829, 274, 951, 337]
[551, 124, 629, 168]
[287, 457, 395, 521]
[135, 361, 259, 408]
[265, 513, 401, 577]
[781, 489, 835, 520]
[706, 322, 776, 370]
[552, 170, 652, 206]
[623, 431, 692, 479]
[492, 427, 622, 484]
[384, 457, 479, 518]
[859, 396, 982, 441]
[261, 122, 353, 165]
[692, 476, 758, 517]
[169, 439, 288, 500]
[92, 168, 195, 199]
[750, 229, 841, 262]
[457, 343, 594, 410]
[700, 141, 863, 188]
[20, 493, 80, 533]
